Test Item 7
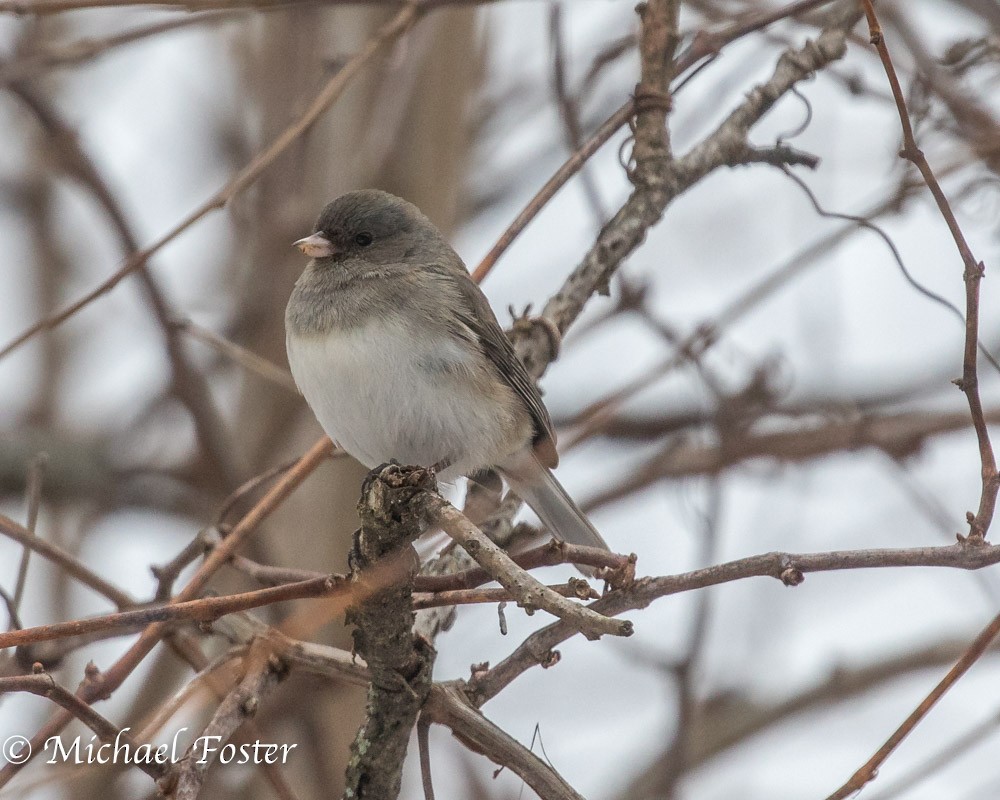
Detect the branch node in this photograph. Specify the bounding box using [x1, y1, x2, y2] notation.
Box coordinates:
[632, 83, 673, 114]
[470, 661, 490, 681]
[967, 260, 986, 281]
[240, 695, 258, 717]
[601, 553, 638, 590]
[567, 577, 600, 600]
[780, 566, 805, 586]
[541, 649, 561, 669]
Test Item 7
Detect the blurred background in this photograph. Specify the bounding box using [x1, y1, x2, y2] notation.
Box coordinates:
[1, 1, 999, 798]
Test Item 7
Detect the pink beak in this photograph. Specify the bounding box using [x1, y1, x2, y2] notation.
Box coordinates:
[294, 232, 336, 258]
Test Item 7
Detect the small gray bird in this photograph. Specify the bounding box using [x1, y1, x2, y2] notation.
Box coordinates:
[285, 189, 609, 554]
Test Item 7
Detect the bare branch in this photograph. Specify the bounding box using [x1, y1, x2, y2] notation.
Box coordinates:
[0, 2, 422, 361]
[0, 672, 167, 782]
[342, 463, 436, 800]
[12, 453, 45, 611]
[858, 0, 997, 542]
[167, 640, 290, 797]
[0, 437, 333, 786]
[0, 513, 135, 608]
[469, 540, 1000, 706]
[424, 682, 586, 800]
[418, 492, 632, 639]
[583, 407, 1000, 513]
[825, 609, 1000, 799]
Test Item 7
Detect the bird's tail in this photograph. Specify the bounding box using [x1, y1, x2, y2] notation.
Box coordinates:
[500, 450, 610, 553]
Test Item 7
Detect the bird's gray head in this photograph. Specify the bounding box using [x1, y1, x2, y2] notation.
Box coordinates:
[293, 189, 441, 266]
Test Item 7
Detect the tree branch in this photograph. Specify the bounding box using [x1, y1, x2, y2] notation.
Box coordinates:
[0, 437, 333, 786]
[342, 463, 437, 800]
[416, 492, 632, 640]
[468, 539, 1000, 706]
[0, 2, 422, 362]
[0, 672, 167, 782]
[858, 0, 997, 542]
[166, 639, 290, 797]
[424, 682, 586, 800]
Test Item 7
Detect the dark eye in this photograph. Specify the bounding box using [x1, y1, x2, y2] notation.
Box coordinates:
[355, 232, 373, 247]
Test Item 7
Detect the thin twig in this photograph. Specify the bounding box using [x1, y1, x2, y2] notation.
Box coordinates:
[471, 100, 635, 283]
[135, 650, 243, 744]
[424, 683, 585, 800]
[865, 705, 1000, 800]
[168, 640, 290, 798]
[0, 437, 333, 785]
[549, 3, 606, 224]
[418, 492, 631, 639]
[163, 631, 302, 800]
[657, 477, 723, 796]
[214, 457, 299, 525]
[0, 512, 135, 608]
[0, 672, 167, 782]
[12, 453, 46, 612]
[413, 540, 632, 592]
[0, 10, 244, 84]
[0, 2, 422, 362]
[859, 0, 997, 541]
[0, 575, 338, 649]
[673, 0, 840, 78]
[824, 609, 1000, 799]
[177, 319, 299, 394]
[413, 581, 599, 609]
[0, 0, 493, 12]
[417, 715, 436, 800]
[468, 539, 1000, 706]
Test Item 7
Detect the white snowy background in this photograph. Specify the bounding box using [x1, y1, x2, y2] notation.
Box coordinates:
[2, 2, 999, 799]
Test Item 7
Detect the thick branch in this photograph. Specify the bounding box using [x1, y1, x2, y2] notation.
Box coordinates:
[537, 0, 679, 341]
[515, 5, 858, 379]
[342, 464, 436, 800]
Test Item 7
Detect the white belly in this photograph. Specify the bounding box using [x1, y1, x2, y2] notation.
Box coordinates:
[286, 320, 524, 478]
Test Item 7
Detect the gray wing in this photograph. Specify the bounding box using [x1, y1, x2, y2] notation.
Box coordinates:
[445, 270, 559, 467]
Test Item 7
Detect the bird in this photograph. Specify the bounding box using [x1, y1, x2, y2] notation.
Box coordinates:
[284, 189, 609, 556]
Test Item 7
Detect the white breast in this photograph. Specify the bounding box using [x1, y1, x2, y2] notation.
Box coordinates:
[286, 320, 525, 478]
